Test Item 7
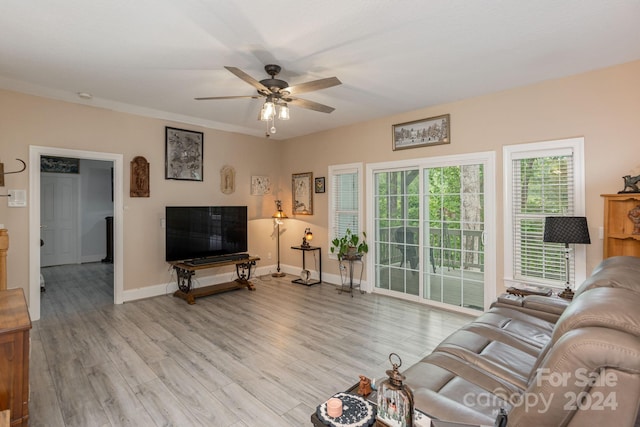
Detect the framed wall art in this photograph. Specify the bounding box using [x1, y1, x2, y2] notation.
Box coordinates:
[251, 175, 271, 195]
[292, 172, 313, 215]
[315, 177, 325, 193]
[392, 114, 450, 151]
[165, 126, 203, 181]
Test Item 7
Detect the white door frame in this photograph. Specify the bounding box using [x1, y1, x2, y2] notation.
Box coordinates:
[29, 146, 124, 321]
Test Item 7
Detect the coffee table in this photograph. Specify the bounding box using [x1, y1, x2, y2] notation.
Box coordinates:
[310, 383, 481, 427]
[310, 383, 377, 427]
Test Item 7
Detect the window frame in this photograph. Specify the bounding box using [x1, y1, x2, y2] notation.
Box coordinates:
[328, 162, 364, 259]
[503, 137, 586, 289]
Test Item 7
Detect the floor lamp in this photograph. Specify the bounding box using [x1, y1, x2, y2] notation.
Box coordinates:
[543, 216, 591, 300]
[272, 200, 287, 277]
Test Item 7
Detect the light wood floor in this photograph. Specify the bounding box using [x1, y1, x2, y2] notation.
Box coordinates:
[33, 263, 475, 427]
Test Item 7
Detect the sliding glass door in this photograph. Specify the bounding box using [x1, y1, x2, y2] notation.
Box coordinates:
[370, 154, 493, 312]
[374, 169, 420, 295]
[424, 165, 485, 310]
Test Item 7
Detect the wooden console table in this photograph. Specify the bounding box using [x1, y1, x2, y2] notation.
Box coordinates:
[170, 256, 259, 304]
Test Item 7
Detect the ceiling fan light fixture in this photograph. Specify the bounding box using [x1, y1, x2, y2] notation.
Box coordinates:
[278, 103, 290, 120]
[260, 100, 275, 121]
[196, 64, 341, 137]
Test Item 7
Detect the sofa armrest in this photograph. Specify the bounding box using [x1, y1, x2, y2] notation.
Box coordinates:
[495, 293, 525, 306]
[491, 293, 569, 323]
[522, 295, 569, 315]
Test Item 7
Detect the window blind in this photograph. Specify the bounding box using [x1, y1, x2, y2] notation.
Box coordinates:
[330, 168, 360, 242]
[512, 153, 575, 285]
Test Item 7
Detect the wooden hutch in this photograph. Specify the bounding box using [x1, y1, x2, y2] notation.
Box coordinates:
[601, 194, 640, 258]
[0, 229, 32, 427]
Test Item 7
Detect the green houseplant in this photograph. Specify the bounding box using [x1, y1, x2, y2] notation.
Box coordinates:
[330, 229, 368, 259]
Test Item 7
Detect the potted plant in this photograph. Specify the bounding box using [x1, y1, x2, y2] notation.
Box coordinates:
[330, 229, 368, 260]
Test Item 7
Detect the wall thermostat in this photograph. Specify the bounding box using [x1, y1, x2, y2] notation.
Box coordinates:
[8, 189, 27, 207]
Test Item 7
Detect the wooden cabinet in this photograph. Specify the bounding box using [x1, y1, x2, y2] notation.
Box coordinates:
[601, 194, 640, 258]
[0, 289, 31, 427]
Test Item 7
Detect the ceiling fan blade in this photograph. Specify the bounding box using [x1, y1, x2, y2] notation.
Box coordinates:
[224, 66, 270, 93]
[195, 95, 261, 100]
[283, 77, 341, 96]
[288, 98, 335, 113]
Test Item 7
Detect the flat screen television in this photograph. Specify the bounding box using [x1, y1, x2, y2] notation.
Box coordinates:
[165, 206, 248, 262]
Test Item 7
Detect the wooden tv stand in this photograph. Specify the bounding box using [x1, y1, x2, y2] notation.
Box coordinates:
[170, 256, 259, 304]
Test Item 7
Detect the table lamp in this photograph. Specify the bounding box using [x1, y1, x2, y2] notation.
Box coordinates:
[301, 227, 313, 248]
[543, 216, 591, 299]
[272, 200, 287, 277]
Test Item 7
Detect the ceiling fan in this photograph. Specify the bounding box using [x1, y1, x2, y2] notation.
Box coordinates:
[195, 64, 341, 115]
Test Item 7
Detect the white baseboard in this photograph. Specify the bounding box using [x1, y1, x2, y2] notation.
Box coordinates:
[82, 255, 105, 264]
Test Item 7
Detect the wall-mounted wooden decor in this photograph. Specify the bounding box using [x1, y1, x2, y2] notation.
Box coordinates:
[130, 156, 150, 197]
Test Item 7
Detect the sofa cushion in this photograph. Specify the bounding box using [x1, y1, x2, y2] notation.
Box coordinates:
[574, 255, 640, 299]
[552, 287, 640, 344]
[403, 352, 516, 425]
[471, 306, 555, 349]
[433, 328, 538, 390]
[509, 327, 640, 427]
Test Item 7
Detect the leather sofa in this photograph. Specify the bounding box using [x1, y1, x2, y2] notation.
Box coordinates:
[402, 256, 640, 426]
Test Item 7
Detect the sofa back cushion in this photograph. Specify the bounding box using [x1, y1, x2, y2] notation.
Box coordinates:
[573, 255, 640, 299]
[511, 327, 640, 426]
[552, 287, 640, 344]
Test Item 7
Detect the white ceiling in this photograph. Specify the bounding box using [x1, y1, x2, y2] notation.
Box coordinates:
[1, 1, 639, 140]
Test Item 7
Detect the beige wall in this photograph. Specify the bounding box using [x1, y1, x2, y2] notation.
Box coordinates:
[1, 59, 639, 305]
[0, 90, 283, 301]
[281, 60, 640, 288]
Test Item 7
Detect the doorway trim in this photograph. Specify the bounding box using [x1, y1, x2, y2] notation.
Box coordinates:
[29, 146, 124, 321]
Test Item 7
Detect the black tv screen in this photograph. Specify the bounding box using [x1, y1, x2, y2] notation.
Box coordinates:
[165, 206, 248, 262]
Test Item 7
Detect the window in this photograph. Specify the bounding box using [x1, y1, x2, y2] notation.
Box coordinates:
[504, 138, 586, 288]
[329, 163, 363, 256]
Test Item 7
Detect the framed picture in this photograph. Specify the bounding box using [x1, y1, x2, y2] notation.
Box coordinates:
[251, 175, 271, 195]
[165, 126, 203, 181]
[392, 114, 450, 151]
[315, 177, 325, 193]
[292, 172, 313, 215]
[40, 156, 79, 173]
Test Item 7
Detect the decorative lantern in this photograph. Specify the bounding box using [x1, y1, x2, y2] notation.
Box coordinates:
[377, 353, 414, 427]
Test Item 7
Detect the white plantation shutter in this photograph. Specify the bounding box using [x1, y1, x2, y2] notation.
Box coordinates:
[329, 163, 362, 253]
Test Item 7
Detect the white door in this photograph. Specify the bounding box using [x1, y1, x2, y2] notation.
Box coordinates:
[41, 173, 80, 267]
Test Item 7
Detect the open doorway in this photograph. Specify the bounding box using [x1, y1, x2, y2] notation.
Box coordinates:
[29, 146, 124, 321]
[40, 158, 114, 318]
